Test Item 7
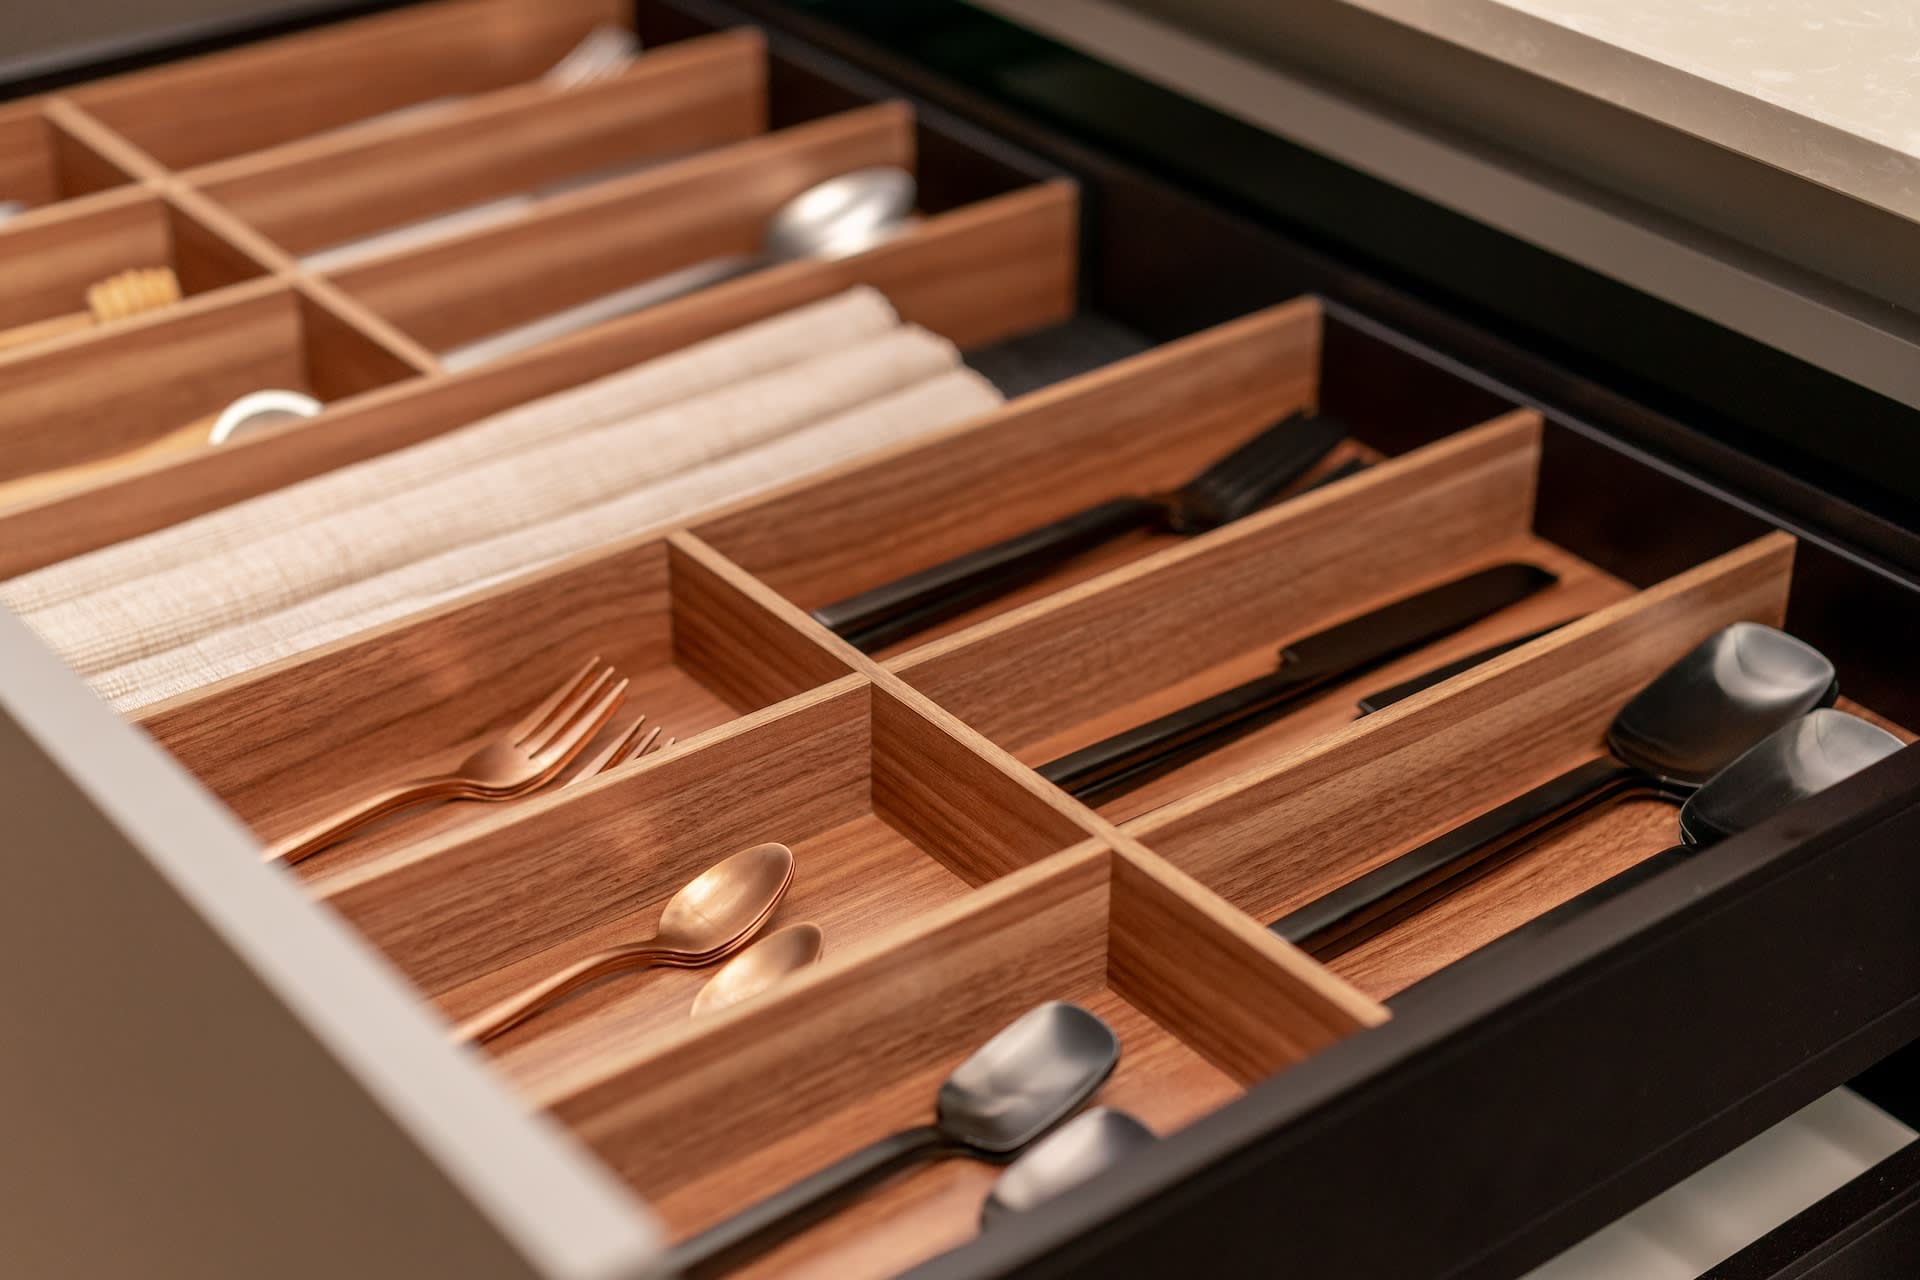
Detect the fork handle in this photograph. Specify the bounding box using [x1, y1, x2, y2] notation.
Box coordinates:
[261, 775, 459, 866]
[813, 496, 1162, 652]
[455, 943, 668, 1043]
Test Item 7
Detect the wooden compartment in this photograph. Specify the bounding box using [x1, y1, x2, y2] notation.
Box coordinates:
[881, 404, 1626, 823]
[313, 678, 1104, 1088]
[0, 179, 1076, 580]
[529, 840, 1380, 1280]
[694, 298, 1363, 656]
[133, 531, 860, 878]
[323, 102, 923, 356]
[192, 28, 768, 267]
[1119, 531, 1913, 998]
[65, 0, 634, 171]
[0, 284, 417, 501]
[0, 98, 139, 213]
[0, 190, 269, 342]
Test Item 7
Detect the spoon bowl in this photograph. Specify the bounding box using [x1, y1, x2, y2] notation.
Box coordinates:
[689, 923, 824, 1017]
[981, 1107, 1157, 1227]
[655, 842, 796, 957]
[206, 388, 322, 445]
[1680, 706, 1903, 845]
[761, 167, 916, 264]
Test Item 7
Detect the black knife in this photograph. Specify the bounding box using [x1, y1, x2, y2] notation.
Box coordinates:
[1038, 562, 1558, 803]
[1354, 622, 1570, 715]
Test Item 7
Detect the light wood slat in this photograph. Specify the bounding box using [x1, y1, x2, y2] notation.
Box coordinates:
[0, 97, 149, 211]
[1124, 532, 1800, 925]
[327, 102, 917, 351]
[668, 534, 854, 715]
[695, 297, 1322, 617]
[0, 189, 173, 329]
[191, 29, 768, 256]
[68, 0, 631, 170]
[0, 182, 1075, 578]
[41, 97, 170, 186]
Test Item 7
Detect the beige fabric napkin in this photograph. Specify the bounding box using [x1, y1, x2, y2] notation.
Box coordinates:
[26, 325, 959, 677]
[0, 287, 898, 615]
[96, 368, 1003, 709]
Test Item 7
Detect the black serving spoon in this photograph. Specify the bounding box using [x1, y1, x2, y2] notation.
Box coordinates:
[669, 1001, 1119, 1278]
[1397, 708, 1904, 995]
[1273, 621, 1839, 956]
[980, 1107, 1158, 1228]
[812, 412, 1348, 652]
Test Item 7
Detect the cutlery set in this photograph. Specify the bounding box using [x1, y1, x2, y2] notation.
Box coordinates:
[7, 7, 1914, 1275]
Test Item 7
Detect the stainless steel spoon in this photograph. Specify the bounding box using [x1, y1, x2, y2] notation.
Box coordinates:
[439, 166, 916, 369]
[980, 1107, 1157, 1227]
[1274, 621, 1839, 956]
[668, 1000, 1118, 1278]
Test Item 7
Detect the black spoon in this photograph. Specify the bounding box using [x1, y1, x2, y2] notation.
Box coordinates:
[980, 1107, 1157, 1228]
[668, 1001, 1119, 1277]
[812, 412, 1348, 652]
[1273, 621, 1839, 956]
[1397, 708, 1904, 996]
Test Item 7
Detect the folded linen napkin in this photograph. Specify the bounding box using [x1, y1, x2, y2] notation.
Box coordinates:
[0, 287, 898, 615]
[24, 325, 959, 677]
[96, 368, 1003, 710]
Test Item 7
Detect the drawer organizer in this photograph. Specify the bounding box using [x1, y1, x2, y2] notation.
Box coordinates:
[6, 1, 1920, 1278]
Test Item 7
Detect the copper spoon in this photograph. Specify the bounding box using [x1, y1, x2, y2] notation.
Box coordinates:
[689, 923, 824, 1018]
[456, 842, 793, 1043]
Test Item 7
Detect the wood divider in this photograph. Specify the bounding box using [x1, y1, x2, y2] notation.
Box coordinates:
[694, 297, 1325, 644]
[188, 28, 769, 259]
[0, 180, 1076, 578]
[66, 0, 631, 171]
[1123, 532, 1799, 933]
[0, 97, 147, 209]
[324, 102, 917, 352]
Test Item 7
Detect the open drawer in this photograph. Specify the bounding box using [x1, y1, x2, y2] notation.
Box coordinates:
[5, 2, 1920, 1279]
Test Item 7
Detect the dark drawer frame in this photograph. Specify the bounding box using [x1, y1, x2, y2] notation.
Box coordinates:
[8, 2, 1920, 1277]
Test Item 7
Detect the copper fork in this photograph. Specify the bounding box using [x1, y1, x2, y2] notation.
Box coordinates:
[264, 658, 627, 865]
[566, 713, 673, 787]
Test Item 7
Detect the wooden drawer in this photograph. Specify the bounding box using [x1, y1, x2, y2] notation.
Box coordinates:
[4, 2, 1919, 1279]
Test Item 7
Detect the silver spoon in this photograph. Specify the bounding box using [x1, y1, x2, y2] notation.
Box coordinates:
[439, 166, 917, 370]
[205, 388, 323, 444]
[981, 1107, 1157, 1227]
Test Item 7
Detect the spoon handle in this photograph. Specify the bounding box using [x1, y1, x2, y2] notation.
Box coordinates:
[814, 497, 1163, 653]
[1273, 756, 1681, 956]
[262, 773, 465, 866]
[456, 942, 669, 1043]
[669, 1124, 949, 1277]
[0, 412, 218, 509]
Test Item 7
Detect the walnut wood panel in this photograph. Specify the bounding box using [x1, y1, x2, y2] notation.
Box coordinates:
[0, 100, 136, 210]
[67, 0, 631, 170]
[327, 103, 916, 351]
[136, 528, 854, 847]
[889, 411, 1544, 757]
[0, 190, 170, 330]
[1124, 533, 1800, 927]
[191, 29, 768, 258]
[531, 839, 1368, 1279]
[0, 282, 410, 485]
[0, 183, 1076, 578]
[694, 298, 1325, 633]
[669, 535, 854, 714]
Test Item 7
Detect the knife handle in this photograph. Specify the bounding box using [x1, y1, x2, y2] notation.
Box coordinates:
[814, 496, 1162, 652]
[1040, 663, 1329, 800]
[1272, 756, 1685, 956]
[1355, 623, 1568, 715]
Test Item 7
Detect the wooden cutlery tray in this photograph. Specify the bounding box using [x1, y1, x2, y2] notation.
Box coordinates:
[8, 2, 1920, 1278]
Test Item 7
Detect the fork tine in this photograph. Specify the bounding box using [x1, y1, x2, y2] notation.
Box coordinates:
[614, 725, 664, 769]
[535, 677, 630, 770]
[510, 657, 603, 745]
[570, 712, 649, 783]
[525, 666, 616, 755]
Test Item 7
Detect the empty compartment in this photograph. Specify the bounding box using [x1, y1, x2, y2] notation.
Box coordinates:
[0, 99, 137, 213]
[135, 534, 860, 877]
[529, 842, 1381, 1279]
[66, 0, 634, 170]
[696, 299, 1368, 656]
[0, 192, 268, 347]
[1118, 532, 1915, 997]
[323, 102, 935, 357]
[314, 678, 1106, 1093]
[194, 29, 767, 267]
[889, 411, 1630, 822]
[0, 285, 415, 500]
